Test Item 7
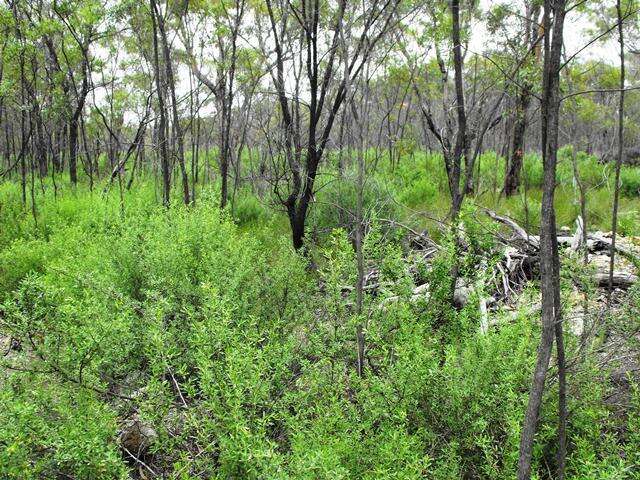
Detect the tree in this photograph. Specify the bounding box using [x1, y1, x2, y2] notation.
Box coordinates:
[262, 0, 401, 250]
[608, 0, 632, 303]
[406, 0, 508, 300]
[412, 0, 543, 215]
[517, 0, 567, 478]
[180, 0, 247, 209]
[498, 1, 542, 196]
[43, 0, 105, 186]
[149, 0, 171, 206]
[152, 0, 190, 205]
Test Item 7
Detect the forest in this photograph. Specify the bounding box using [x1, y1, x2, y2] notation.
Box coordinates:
[0, 0, 640, 478]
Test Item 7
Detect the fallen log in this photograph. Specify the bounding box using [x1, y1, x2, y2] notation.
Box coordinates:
[484, 210, 640, 263]
[593, 272, 638, 289]
[484, 209, 539, 249]
[484, 210, 638, 293]
[588, 232, 640, 263]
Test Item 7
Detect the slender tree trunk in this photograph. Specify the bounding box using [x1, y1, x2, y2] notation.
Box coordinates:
[504, 87, 531, 196]
[608, 0, 626, 306]
[450, 0, 467, 215]
[221, 29, 239, 210]
[337, 108, 346, 175]
[52, 127, 61, 172]
[149, 0, 170, 207]
[517, 1, 566, 478]
[3, 104, 11, 169]
[553, 240, 567, 480]
[220, 97, 230, 209]
[33, 98, 47, 178]
[354, 110, 366, 379]
[189, 71, 197, 204]
[195, 100, 200, 185]
[81, 116, 93, 191]
[29, 137, 37, 227]
[69, 116, 79, 185]
[19, 60, 27, 205]
[154, 0, 190, 205]
[449, 0, 468, 301]
[345, 34, 367, 378]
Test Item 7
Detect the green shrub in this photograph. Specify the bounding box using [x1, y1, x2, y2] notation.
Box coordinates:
[0, 188, 311, 479]
[232, 190, 271, 225]
[0, 380, 128, 479]
[397, 175, 439, 207]
[620, 167, 640, 197]
[618, 210, 640, 237]
[310, 171, 398, 235]
[522, 153, 544, 188]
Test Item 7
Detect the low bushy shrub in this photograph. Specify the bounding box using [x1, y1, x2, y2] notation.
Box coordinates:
[620, 167, 640, 197]
[309, 170, 399, 236]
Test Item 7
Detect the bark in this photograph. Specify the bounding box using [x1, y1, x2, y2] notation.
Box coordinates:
[447, 0, 469, 302]
[504, 87, 531, 196]
[608, 0, 626, 306]
[149, 0, 171, 207]
[69, 117, 79, 185]
[517, 1, 567, 478]
[154, 0, 190, 205]
[220, 97, 230, 209]
[450, 0, 467, 220]
[188, 71, 197, 203]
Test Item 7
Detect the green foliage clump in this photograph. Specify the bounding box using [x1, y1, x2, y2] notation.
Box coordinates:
[0, 381, 127, 480]
[309, 168, 399, 236]
[620, 167, 640, 197]
[232, 189, 272, 225]
[0, 187, 309, 479]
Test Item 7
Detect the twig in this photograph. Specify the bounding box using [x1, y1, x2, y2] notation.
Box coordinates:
[122, 445, 157, 477]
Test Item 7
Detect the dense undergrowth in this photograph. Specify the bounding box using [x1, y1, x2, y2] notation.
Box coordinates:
[1, 151, 639, 479]
[312, 147, 640, 240]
